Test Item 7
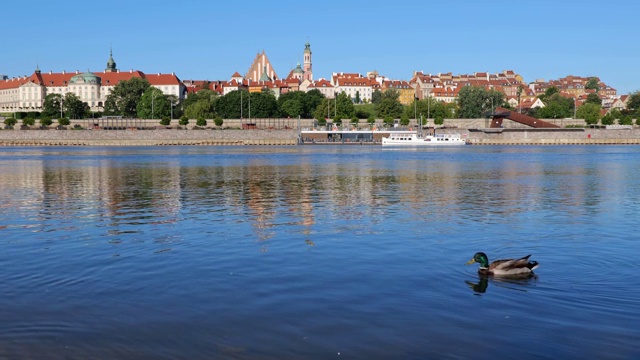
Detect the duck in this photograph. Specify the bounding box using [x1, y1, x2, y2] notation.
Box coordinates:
[466, 252, 539, 277]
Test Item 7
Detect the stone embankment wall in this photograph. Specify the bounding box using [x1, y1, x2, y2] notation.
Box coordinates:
[0, 129, 299, 146]
[436, 128, 640, 145]
[2, 117, 639, 146]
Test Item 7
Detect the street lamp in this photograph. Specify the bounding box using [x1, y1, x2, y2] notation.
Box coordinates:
[151, 89, 155, 120]
[427, 88, 431, 122]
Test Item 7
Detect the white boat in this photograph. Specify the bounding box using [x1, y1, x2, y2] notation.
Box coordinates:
[382, 132, 467, 146]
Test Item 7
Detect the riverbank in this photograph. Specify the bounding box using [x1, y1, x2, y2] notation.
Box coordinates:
[1, 127, 639, 146]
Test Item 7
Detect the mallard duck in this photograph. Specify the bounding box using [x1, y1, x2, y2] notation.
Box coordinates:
[466, 252, 539, 277]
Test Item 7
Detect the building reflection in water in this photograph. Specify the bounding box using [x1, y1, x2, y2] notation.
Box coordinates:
[0, 148, 617, 250]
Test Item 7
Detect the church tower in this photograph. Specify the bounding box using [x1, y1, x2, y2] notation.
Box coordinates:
[303, 41, 312, 81]
[105, 47, 118, 73]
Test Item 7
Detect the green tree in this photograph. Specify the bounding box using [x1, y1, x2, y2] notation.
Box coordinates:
[585, 93, 602, 106]
[545, 86, 559, 97]
[429, 101, 449, 125]
[104, 77, 150, 117]
[137, 87, 170, 119]
[585, 77, 600, 91]
[179, 115, 189, 126]
[42, 93, 63, 118]
[303, 89, 325, 118]
[538, 93, 574, 119]
[214, 116, 223, 127]
[64, 93, 88, 119]
[444, 102, 458, 119]
[619, 115, 633, 125]
[196, 116, 207, 127]
[183, 89, 217, 119]
[576, 103, 601, 125]
[400, 113, 409, 126]
[600, 113, 615, 125]
[248, 91, 278, 118]
[376, 89, 403, 119]
[58, 117, 70, 126]
[315, 92, 355, 120]
[217, 90, 252, 119]
[367, 114, 376, 126]
[280, 99, 303, 118]
[160, 116, 171, 126]
[351, 115, 359, 126]
[371, 90, 383, 105]
[626, 91, 640, 116]
[457, 86, 504, 118]
[354, 103, 375, 119]
[335, 92, 355, 118]
[354, 91, 361, 104]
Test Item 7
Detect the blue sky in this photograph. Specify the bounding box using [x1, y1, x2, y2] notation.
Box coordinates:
[3, 0, 639, 94]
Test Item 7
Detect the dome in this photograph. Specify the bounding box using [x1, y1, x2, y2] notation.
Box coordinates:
[70, 71, 101, 85]
[293, 62, 304, 74]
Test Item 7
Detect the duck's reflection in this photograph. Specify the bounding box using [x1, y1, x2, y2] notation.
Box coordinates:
[465, 274, 537, 294]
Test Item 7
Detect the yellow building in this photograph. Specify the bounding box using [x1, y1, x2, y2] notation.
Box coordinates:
[382, 80, 415, 105]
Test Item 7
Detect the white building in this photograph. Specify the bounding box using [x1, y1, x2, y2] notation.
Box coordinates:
[0, 51, 185, 114]
[331, 72, 376, 103]
[306, 78, 335, 99]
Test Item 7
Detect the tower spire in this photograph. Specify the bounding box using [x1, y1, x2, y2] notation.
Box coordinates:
[303, 40, 312, 81]
[106, 45, 117, 72]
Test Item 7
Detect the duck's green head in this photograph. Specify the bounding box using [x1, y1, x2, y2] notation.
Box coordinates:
[466, 252, 489, 268]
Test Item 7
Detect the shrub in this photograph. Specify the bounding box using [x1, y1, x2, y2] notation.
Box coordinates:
[4, 117, 17, 127]
[22, 117, 36, 126]
[196, 116, 207, 127]
[179, 115, 189, 126]
[58, 117, 70, 126]
[351, 116, 359, 125]
[214, 116, 223, 127]
[40, 118, 53, 127]
[367, 115, 376, 125]
[160, 116, 171, 126]
[383, 116, 394, 126]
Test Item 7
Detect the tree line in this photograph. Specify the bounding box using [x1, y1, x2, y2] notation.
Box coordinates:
[7, 76, 640, 128]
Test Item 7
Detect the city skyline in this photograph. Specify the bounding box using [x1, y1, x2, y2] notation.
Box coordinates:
[3, 0, 640, 94]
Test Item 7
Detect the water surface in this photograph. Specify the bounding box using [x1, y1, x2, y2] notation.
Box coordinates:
[1, 145, 639, 359]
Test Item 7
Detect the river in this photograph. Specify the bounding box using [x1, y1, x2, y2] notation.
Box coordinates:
[1, 145, 639, 359]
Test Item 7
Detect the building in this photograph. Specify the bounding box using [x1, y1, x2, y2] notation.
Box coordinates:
[307, 78, 334, 99]
[245, 51, 278, 82]
[381, 80, 414, 105]
[331, 72, 378, 103]
[303, 41, 313, 81]
[0, 50, 185, 114]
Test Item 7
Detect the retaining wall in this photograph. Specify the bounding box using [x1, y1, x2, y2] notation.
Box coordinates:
[0, 129, 299, 146]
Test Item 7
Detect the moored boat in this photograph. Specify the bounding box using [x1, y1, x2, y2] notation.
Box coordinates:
[382, 132, 467, 146]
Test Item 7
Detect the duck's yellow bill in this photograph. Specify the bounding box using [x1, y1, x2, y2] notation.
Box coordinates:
[465, 259, 476, 265]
